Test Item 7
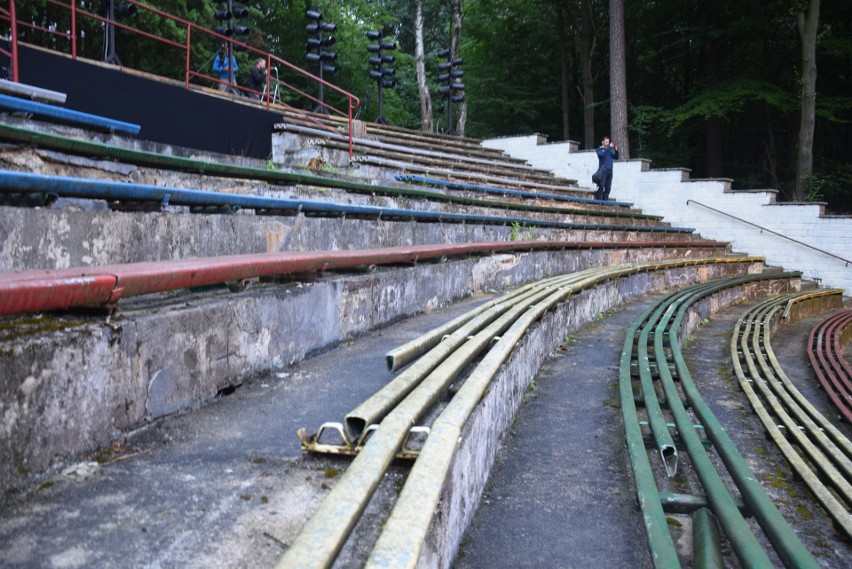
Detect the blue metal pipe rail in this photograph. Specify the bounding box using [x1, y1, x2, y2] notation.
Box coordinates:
[396, 174, 635, 208]
[0, 171, 695, 234]
[0, 94, 141, 135]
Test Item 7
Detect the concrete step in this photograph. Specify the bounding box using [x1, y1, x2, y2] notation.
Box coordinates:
[0, 139, 709, 272]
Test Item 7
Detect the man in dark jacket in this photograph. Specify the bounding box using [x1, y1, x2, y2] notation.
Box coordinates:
[594, 135, 619, 201]
[247, 58, 267, 100]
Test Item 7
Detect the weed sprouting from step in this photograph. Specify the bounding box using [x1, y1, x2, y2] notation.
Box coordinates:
[509, 221, 521, 241]
[527, 376, 537, 392]
[324, 466, 340, 479]
[509, 221, 538, 241]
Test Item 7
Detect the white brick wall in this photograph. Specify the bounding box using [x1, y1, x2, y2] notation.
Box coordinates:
[483, 135, 851, 293]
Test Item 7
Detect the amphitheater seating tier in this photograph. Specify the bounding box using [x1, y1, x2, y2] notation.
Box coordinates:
[1, 89, 845, 568]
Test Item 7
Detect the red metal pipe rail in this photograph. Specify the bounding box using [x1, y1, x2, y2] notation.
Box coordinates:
[0, 240, 731, 317]
[0, 0, 18, 82]
[1, 0, 359, 156]
[807, 310, 852, 423]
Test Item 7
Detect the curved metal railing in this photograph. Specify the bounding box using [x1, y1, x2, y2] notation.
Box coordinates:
[0, 170, 696, 235]
[0, 122, 668, 223]
[807, 309, 852, 423]
[397, 174, 636, 208]
[278, 257, 763, 569]
[620, 273, 821, 568]
[732, 291, 852, 538]
[0, 243, 737, 317]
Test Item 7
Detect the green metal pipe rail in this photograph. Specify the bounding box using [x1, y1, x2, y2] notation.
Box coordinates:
[276, 256, 763, 569]
[620, 273, 821, 568]
[0, 122, 662, 223]
[731, 290, 852, 539]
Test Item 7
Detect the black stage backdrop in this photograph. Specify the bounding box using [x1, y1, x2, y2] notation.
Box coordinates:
[17, 45, 279, 159]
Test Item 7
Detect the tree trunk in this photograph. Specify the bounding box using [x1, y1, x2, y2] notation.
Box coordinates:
[795, 0, 819, 201]
[705, 0, 725, 177]
[557, 3, 570, 141]
[450, 0, 466, 136]
[414, 0, 433, 132]
[609, 0, 629, 158]
[580, 0, 595, 149]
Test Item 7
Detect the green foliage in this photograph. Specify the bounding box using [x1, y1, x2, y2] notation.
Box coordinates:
[509, 221, 521, 241]
[508, 222, 538, 241]
[805, 162, 852, 212]
[660, 80, 794, 136]
[815, 96, 852, 124]
[461, 0, 564, 139]
[804, 174, 825, 202]
[527, 376, 537, 392]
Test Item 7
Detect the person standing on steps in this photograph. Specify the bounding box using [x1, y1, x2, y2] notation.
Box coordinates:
[595, 135, 619, 201]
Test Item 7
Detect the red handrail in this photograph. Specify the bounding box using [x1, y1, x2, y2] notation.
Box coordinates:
[1, 0, 359, 156]
[807, 310, 852, 423]
[0, 241, 732, 317]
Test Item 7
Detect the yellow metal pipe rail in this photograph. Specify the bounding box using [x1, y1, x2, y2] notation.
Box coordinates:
[277, 268, 612, 568]
[347, 269, 615, 442]
[383, 279, 560, 373]
[366, 269, 627, 568]
[731, 289, 852, 538]
[275, 256, 764, 569]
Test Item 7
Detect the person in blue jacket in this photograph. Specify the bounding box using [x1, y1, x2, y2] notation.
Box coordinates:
[594, 135, 619, 201]
[213, 45, 238, 92]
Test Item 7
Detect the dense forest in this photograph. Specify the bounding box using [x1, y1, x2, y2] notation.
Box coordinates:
[14, 0, 851, 211]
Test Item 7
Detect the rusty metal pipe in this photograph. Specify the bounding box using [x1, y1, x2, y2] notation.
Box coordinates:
[807, 310, 852, 423]
[0, 243, 737, 317]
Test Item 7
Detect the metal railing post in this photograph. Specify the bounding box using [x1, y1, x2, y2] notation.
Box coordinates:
[348, 99, 354, 157]
[265, 54, 271, 110]
[9, 0, 18, 80]
[184, 24, 191, 89]
[69, 0, 76, 59]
